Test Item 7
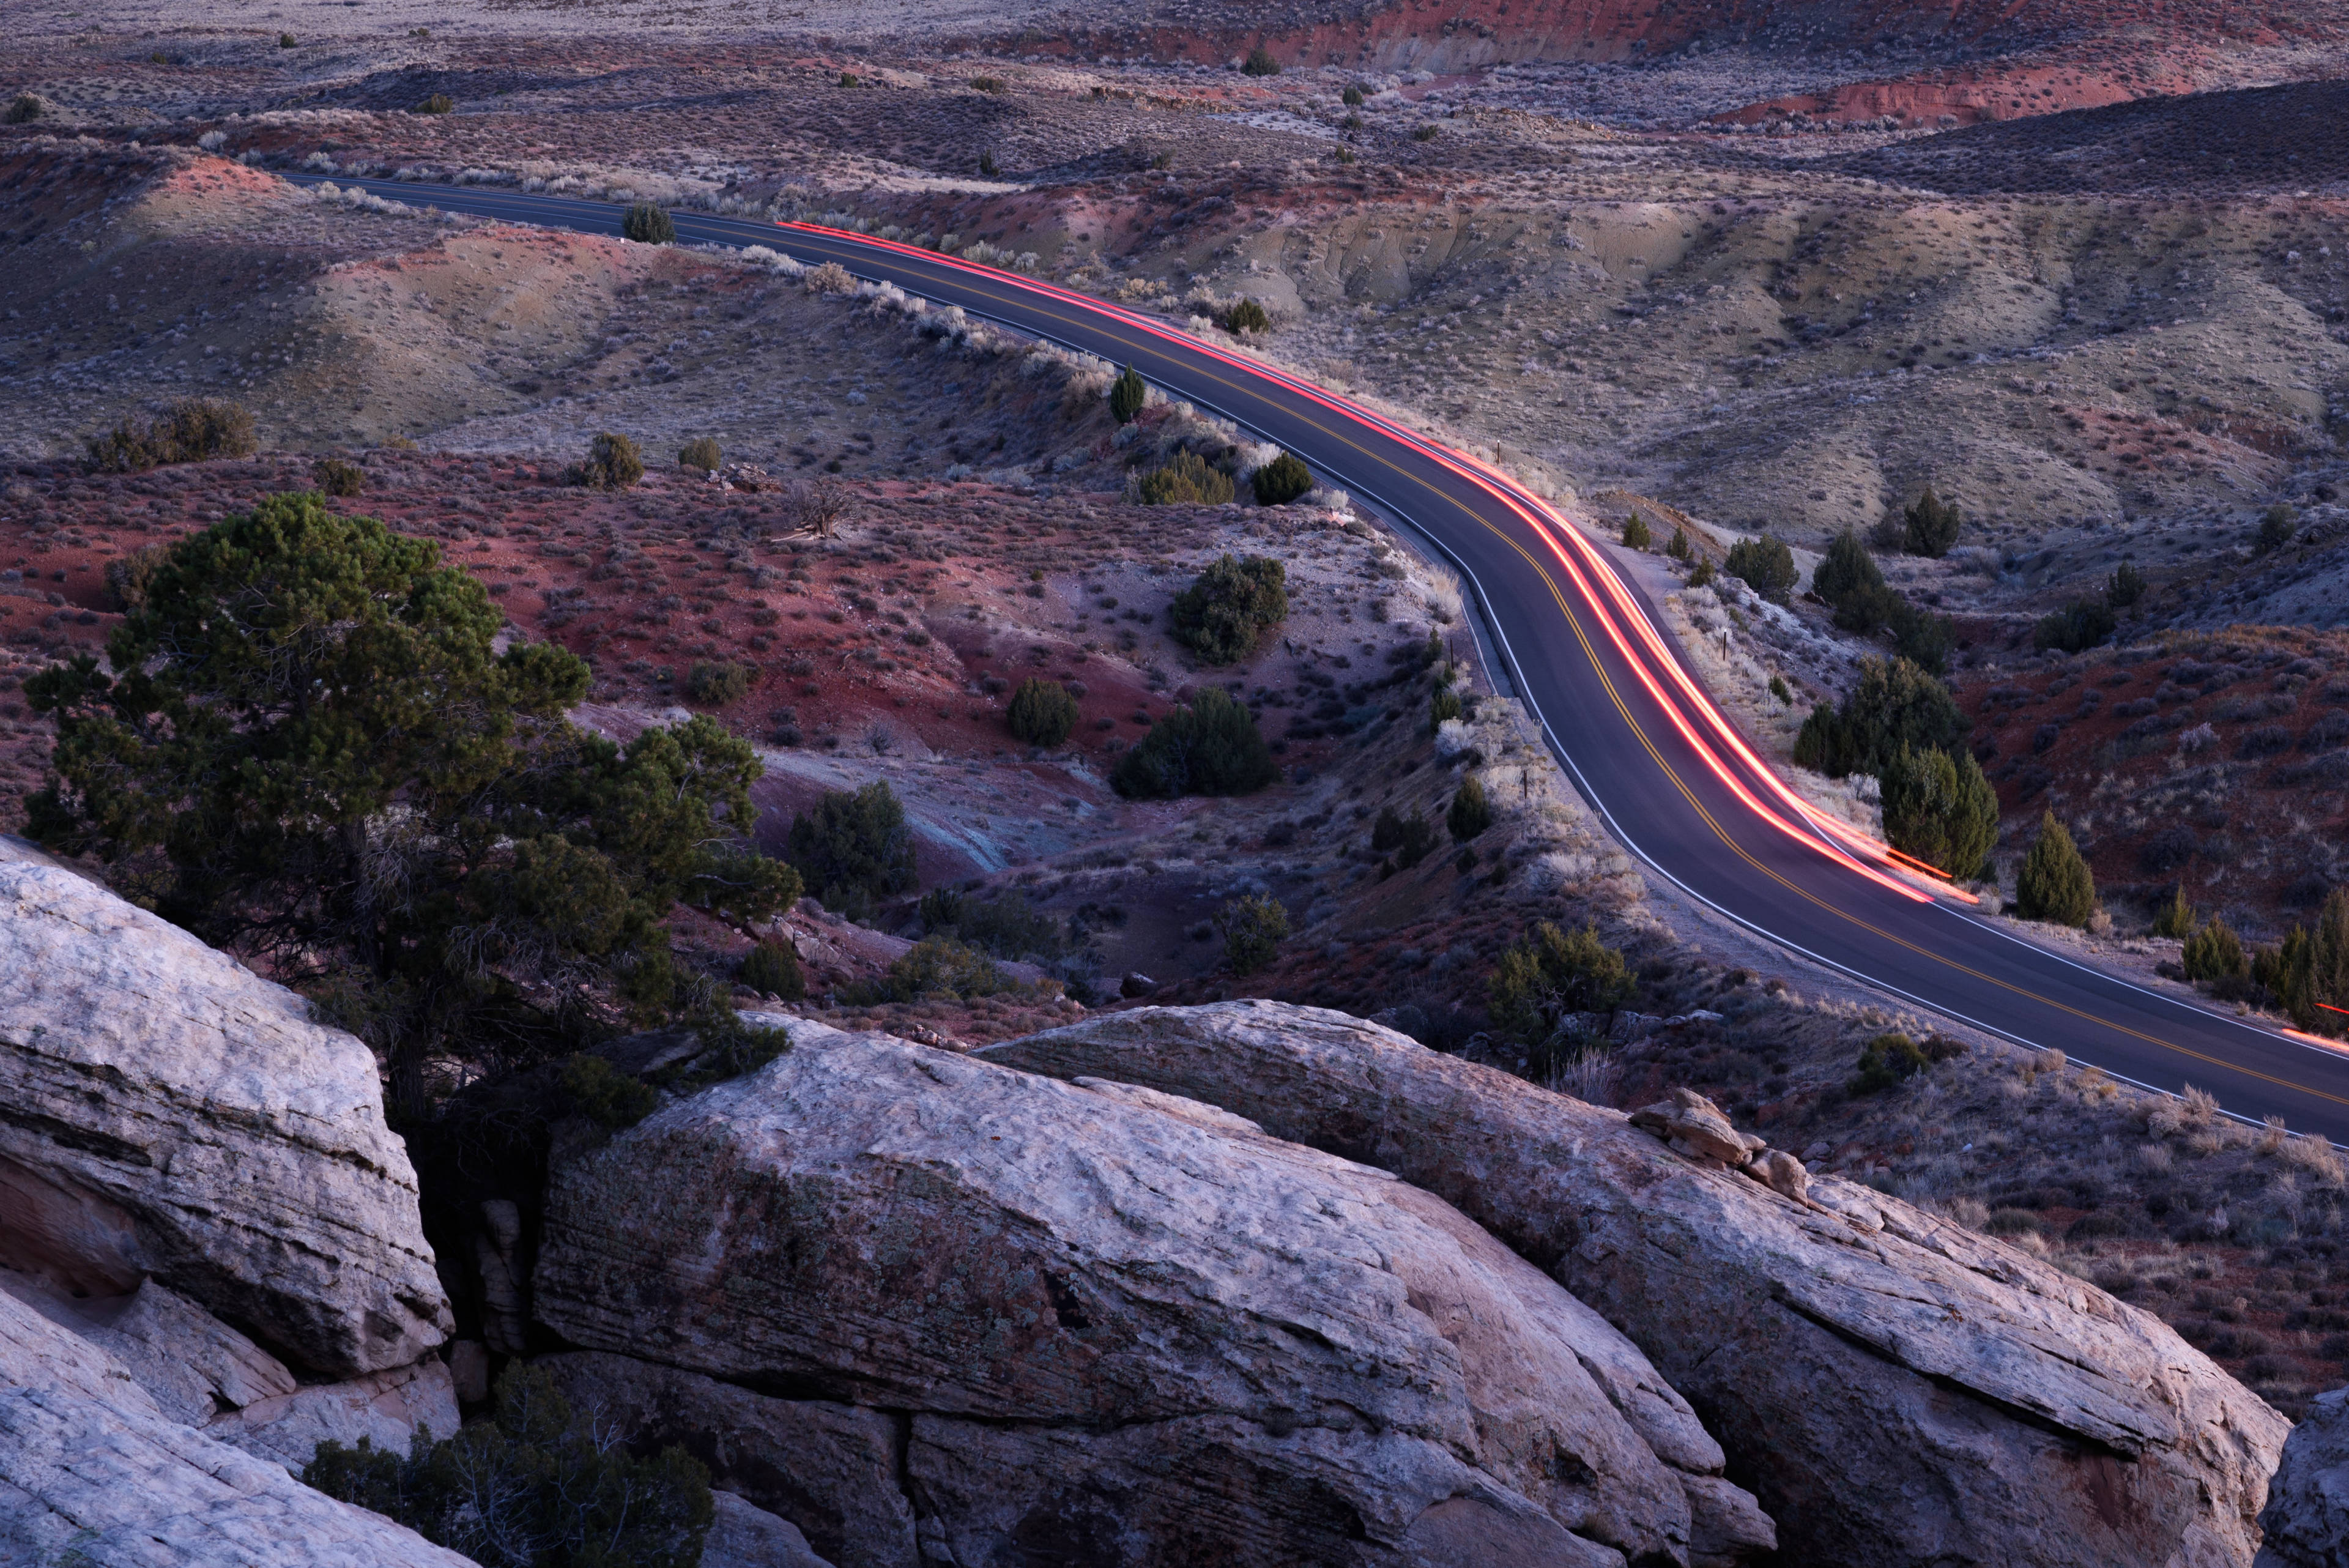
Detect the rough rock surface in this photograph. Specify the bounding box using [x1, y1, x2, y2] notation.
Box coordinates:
[984, 1001, 2290, 1568]
[204, 1356, 460, 1474]
[540, 1351, 918, 1568]
[0, 1273, 299, 1429]
[2255, 1384, 2349, 1567]
[0, 1287, 472, 1568]
[533, 1017, 1773, 1567]
[703, 1490, 835, 1568]
[0, 852, 450, 1375]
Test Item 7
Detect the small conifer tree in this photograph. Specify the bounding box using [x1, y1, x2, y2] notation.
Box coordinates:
[2014, 811, 2098, 928]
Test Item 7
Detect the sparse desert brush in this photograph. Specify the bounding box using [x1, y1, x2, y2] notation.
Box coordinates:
[1111, 689, 1275, 799]
[804, 260, 855, 295]
[1412, 123, 1439, 142]
[1218, 892, 1290, 975]
[622, 203, 675, 244]
[1006, 677, 1080, 746]
[739, 939, 805, 1001]
[103, 544, 169, 612]
[968, 75, 1005, 93]
[312, 457, 363, 497]
[678, 436, 721, 472]
[569, 431, 644, 490]
[414, 93, 455, 115]
[86, 399, 256, 473]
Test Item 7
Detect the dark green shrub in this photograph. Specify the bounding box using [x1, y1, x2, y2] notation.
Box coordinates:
[1137, 450, 1236, 505]
[1111, 688, 1275, 798]
[86, 398, 256, 472]
[1620, 511, 1651, 549]
[570, 431, 644, 490]
[1488, 921, 1635, 1042]
[1724, 534, 1797, 604]
[2033, 598, 2117, 653]
[1447, 773, 1492, 841]
[104, 544, 169, 613]
[1888, 598, 1954, 675]
[1242, 45, 1282, 76]
[414, 92, 454, 114]
[1342, 85, 1366, 106]
[1768, 674, 1794, 705]
[557, 1053, 656, 1129]
[1219, 892, 1290, 975]
[2257, 503, 2297, 555]
[622, 203, 675, 244]
[312, 457, 363, 497]
[838, 70, 860, 87]
[1878, 743, 1998, 880]
[1170, 554, 1288, 664]
[937, 891, 1065, 960]
[279, 31, 298, 47]
[740, 939, 805, 1000]
[852, 937, 1011, 1003]
[1223, 297, 1272, 334]
[1851, 1031, 1932, 1094]
[686, 661, 752, 707]
[2153, 884, 2195, 940]
[2183, 918, 2249, 984]
[1110, 364, 1147, 424]
[1008, 677, 1080, 745]
[678, 436, 721, 472]
[1665, 524, 1693, 562]
[968, 75, 1005, 92]
[1687, 555, 1714, 588]
[1430, 687, 1463, 729]
[786, 780, 918, 914]
[978, 150, 1000, 177]
[1795, 656, 1964, 778]
[4, 94, 43, 125]
[306, 1364, 713, 1568]
[2108, 560, 2147, 609]
[1252, 450, 1312, 505]
[1412, 122, 1439, 142]
[2014, 810, 2098, 928]
[1902, 487, 1962, 557]
[1812, 526, 1885, 611]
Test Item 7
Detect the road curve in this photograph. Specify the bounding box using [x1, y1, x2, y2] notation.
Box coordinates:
[308, 176, 2349, 1140]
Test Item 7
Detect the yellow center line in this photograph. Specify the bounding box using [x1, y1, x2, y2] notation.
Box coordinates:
[806, 236, 2349, 1109]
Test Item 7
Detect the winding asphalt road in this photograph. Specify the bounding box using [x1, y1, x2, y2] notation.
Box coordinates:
[309, 176, 2349, 1141]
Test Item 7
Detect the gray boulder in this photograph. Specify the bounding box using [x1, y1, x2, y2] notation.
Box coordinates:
[983, 1000, 2289, 1568]
[0, 853, 450, 1375]
[533, 1017, 1773, 1567]
[0, 1287, 471, 1568]
[2256, 1384, 2349, 1566]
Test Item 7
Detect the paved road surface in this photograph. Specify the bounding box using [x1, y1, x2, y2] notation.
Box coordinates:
[305, 176, 2349, 1140]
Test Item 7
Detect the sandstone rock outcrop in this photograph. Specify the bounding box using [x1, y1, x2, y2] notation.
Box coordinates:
[204, 1356, 460, 1474]
[533, 1017, 1775, 1567]
[0, 1287, 472, 1568]
[984, 1000, 2290, 1568]
[2255, 1384, 2349, 1567]
[0, 851, 451, 1376]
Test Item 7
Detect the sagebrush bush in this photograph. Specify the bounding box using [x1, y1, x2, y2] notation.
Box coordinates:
[313, 457, 363, 497]
[1110, 364, 1147, 424]
[1111, 688, 1275, 798]
[1170, 554, 1288, 664]
[306, 1364, 711, 1568]
[685, 661, 751, 707]
[804, 260, 855, 294]
[2014, 810, 2098, 927]
[1252, 450, 1312, 505]
[569, 431, 644, 490]
[414, 92, 454, 114]
[1007, 677, 1080, 746]
[786, 780, 918, 915]
[622, 203, 675, 244]
[678, 436, 721, 472]
[739, 939, 806, 1000]
[1219, 892, 1290, 975]
[1138, 450, 1236, 506]
[1488, 921, 1634, 1044]
[1223, 297, 1271, 334]
[86, 398, 256, 472]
